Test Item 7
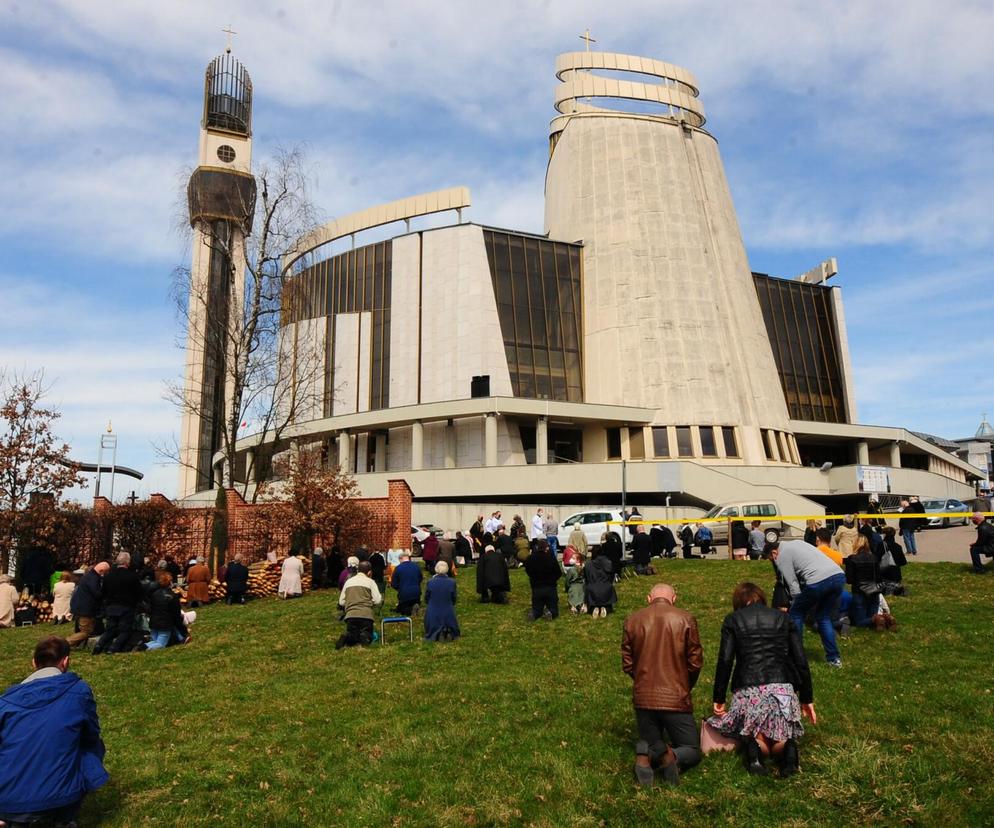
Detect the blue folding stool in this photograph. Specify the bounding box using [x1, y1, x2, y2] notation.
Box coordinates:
[380, 616, 413, 644]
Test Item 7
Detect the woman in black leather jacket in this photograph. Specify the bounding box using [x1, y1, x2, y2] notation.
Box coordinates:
[707, 582, 815, 777]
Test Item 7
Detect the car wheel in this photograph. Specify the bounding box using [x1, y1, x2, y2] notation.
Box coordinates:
[413, 539, 423, 556]
[942, 517, 949, 528]
[764, 529, 780, 544]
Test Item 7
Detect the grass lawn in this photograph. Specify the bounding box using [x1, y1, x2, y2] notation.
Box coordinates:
[1, 560, 992, 827]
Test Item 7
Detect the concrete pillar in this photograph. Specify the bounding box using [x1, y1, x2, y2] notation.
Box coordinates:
[856, 440, 870, 466]
[337, 431, 350, 471]
[444, 420, 456, 469]
[889, 441, 902, 468]
[620, 425, 631, 461]
[536, 416, 549, 465]
[485, 413, 498, 467]
[411, 421, 424, 471]
[375, 432, 387, 473]
[245, 448, 256, 483]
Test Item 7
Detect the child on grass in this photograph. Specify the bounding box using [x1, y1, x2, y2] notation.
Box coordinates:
[564, 551, 587, 614]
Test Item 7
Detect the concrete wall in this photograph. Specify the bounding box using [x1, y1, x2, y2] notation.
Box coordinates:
[544, 113, 793, 465]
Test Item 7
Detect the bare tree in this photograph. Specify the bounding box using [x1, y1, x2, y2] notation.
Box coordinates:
[0, 370, 86, 574]
[160, 146, 327, 501]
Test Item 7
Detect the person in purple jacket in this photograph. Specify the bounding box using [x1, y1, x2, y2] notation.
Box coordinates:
[0, 636, 108, 826]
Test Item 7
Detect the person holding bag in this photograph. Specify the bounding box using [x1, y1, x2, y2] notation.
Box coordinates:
[707, 582, 815, 778]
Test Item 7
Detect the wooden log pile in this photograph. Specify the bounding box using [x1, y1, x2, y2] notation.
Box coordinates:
[246, 557, 312, 598]
[15, 597, 54, 624]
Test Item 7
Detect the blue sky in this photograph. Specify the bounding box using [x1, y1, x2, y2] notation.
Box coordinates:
[1, 1, 992, 501]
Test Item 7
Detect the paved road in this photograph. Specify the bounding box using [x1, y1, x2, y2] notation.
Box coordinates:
[897, 523, 976, 564]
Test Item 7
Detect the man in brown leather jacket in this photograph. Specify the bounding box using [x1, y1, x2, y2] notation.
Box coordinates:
[621, 583, 703, 786]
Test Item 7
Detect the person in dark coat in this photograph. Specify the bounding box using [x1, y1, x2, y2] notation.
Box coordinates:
[495, 527, 516, 568]
[421, 534, 439, 573]
[21, 546, 55, 596]
[878, 526, 906, 589]
[731, 521, 751, 560]
[326, 546, 344, 588]
[969, 512, 994, 574]
[602, 531, 624, 576]
[476, 544, 511, 603]
[369, 550, 387, 591]
[584, 551, 618, 617]
[470, 515, 485, 560]
[224, 554, 249, 604]
[311, 548, 328, 589]
[523, 539, 562, 620]
[632, 526, 654, 575]
[0, 636, 108, 824]
[845, 536, 888, 629]
[424, 562, 460, 641]
[390, 552, 423, 614]
[454, 531, 473, 566]
[67, 562, 109, 649]
[162, 555, 181, 582]
[145, 572, 189, 649]
[680, 524, 700, 559]
[93, 553, 143, 655]
[650, 525, 677, 558]
[708, 582, 814, 777]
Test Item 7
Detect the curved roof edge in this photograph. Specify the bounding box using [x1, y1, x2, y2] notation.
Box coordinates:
[284, 186, 471, 272]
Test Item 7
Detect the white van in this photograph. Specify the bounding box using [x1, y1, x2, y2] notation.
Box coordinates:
[680, 502, 783, 545]
[556, 510, 625, 550]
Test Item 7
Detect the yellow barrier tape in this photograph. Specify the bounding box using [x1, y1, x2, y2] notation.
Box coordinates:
[606, 512, 993, 527]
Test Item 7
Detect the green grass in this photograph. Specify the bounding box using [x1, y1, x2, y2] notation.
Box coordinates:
[1, 561, 993, 827]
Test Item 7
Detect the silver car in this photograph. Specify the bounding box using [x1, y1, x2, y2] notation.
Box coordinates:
[921, 499, 969, 528]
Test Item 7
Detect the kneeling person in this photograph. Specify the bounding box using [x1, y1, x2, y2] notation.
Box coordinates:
[336, 562, 382, 649]
[621, 583, 703, 786]
[0, 636, 109, 824]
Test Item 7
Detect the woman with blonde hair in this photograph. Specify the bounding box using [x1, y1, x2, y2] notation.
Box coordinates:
[51, 571, 75, 624]
[804, 520, 821, 546]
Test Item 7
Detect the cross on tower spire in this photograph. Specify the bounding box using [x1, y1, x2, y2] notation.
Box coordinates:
[579, 29, 597, 51]
[222, 24, 237, 54]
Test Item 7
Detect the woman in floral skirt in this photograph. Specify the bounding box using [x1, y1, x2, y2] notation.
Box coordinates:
[708, 582, 816, 777]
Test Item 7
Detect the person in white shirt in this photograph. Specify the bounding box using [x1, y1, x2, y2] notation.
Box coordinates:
[530, 509, 545, 542]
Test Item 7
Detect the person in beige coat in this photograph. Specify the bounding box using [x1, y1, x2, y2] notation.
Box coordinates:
[0, 575, 20, 628]
[51, 572, 75, 623]
[568, 525, 588, 556]
[832, 517, 860, 558]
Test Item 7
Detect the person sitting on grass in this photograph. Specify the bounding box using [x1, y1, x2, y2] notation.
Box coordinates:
[878, 527, 907, 593]
[336, 561, 382, 650]
[476, 544, 511, 604]
[144, 571, 190, 650]
[390, 551, 423, 615]
[622, 583, 703, 787]
[708, 582, 814, 777]
[563, 551, 587, 614]
[224, 553, 249, 604]
[524, 539, 562, 621]
[424, 561, 460, 642]
[0, 636, 108, 826]
[845, 535, 891, 631]
[969, 512, 994, 574]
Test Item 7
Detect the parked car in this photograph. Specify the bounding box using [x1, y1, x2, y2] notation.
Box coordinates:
[556, 510, 626, 550]
[417, 524, 446, 538]
[679, 501, 783, 546]
[411, 525, 431, 554]
[921, 498, 970, 528]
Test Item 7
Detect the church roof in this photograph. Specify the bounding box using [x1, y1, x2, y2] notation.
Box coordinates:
[976, 417, 994, 439]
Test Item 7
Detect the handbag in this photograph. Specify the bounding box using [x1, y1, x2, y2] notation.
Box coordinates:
[879, 548, 896, 570]
[700, 719, 739, 754]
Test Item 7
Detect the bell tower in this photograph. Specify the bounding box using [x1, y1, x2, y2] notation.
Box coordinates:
[178, 47, 257, 497]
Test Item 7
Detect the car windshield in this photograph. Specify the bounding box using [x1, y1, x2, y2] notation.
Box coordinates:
[922, 501, 943, 511]
[703, 506, 723, 519]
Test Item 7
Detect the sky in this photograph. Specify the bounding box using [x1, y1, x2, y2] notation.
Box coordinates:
[1, 0, 992, 502]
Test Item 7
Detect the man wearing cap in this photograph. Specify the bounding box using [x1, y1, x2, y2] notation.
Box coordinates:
[476, 544, 511, 604]
[67, 562, 110, 649]
[336, 561, 382, 649]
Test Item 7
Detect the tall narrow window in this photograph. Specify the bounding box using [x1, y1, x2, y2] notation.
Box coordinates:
[629, 427, 645, 460]
[652, 427, 670, 458]
[762, 430, 775, 461]
[676, 426, 693, 457]
[699, 426, 717, 457]
[721, 427, 739, 458]
[607, 427, 622, 460]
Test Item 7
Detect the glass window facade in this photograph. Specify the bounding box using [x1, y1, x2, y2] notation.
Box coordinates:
[676, 426, 693, 457]
[753, 273, 848, 424]
[483, 230, 583, 402]
[652, 427, 670, 458]
[699, 426, 717, 457]
[283, 240, 392, 414]
[721, 426, 739, 458]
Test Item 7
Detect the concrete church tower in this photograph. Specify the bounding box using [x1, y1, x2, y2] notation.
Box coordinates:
[178, 49, 257, 497]
[544, 52, 795, 465]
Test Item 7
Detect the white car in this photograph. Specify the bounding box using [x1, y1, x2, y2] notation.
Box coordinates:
[557, 510, 626, 549]
[411, 525, 430, 553]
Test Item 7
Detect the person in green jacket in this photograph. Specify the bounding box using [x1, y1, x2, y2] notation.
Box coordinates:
[564, 552, 587, 614]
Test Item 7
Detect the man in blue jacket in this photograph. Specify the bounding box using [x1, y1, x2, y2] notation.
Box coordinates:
[390, 551, 423, 615]
[0, 636, 109, 825]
